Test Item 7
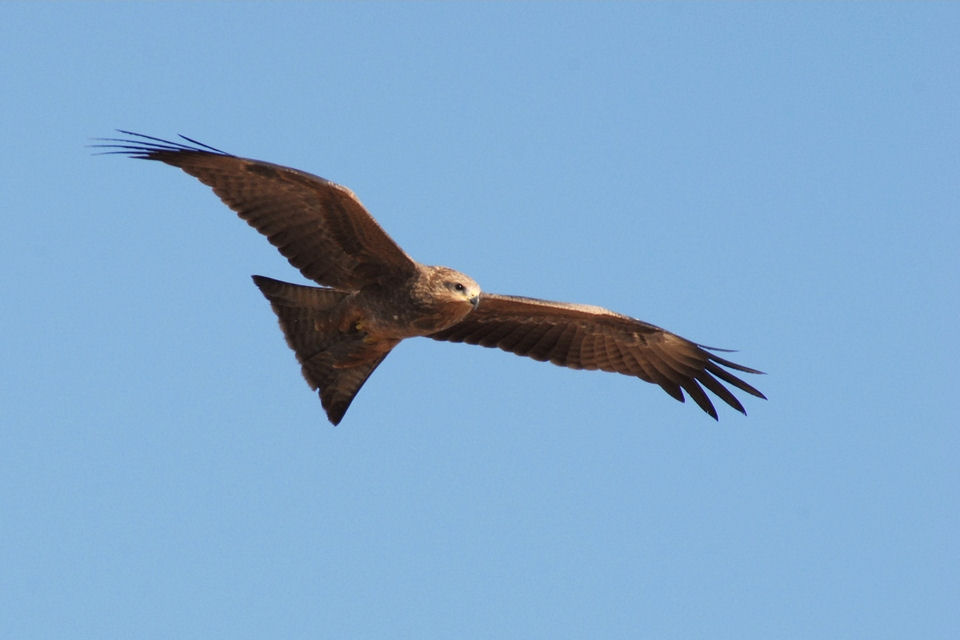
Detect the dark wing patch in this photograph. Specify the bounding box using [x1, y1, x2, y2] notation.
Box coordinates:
[429, 293, 765, 419]
[95, 131, 419, 290]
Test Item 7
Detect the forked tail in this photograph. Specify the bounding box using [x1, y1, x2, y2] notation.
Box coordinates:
[252, 276, 391, 425]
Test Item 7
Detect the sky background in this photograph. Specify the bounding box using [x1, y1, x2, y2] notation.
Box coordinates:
[2, 3, 958, 639]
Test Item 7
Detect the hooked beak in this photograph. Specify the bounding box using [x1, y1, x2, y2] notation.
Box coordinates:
[469, 295, 480, 310]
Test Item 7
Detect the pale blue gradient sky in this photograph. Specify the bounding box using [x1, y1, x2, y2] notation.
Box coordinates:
[2, 3, 958, 638]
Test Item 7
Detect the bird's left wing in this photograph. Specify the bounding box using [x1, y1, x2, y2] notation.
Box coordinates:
[95, 131, 419, 290]
[429, 293, 765, 419]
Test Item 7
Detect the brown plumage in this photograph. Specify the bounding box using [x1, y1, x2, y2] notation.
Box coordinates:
[97, 131, 765, 425]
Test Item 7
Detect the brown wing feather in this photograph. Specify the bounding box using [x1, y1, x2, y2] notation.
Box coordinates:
[96, 131, 418, 290]
[429, 293, 765, 419]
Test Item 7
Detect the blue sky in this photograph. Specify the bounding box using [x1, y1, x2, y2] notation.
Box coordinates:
[2, 3, 958, 638]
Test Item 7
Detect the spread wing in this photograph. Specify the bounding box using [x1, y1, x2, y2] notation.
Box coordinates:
[95, 131, 419, 290]
[429, 294, 765, 419]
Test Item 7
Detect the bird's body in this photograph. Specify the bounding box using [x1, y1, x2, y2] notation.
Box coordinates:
[97, 131, 765, 425]
[254, 263, 481, 423]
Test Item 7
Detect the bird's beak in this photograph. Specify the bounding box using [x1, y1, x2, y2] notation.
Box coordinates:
[469, 295, 480, 310]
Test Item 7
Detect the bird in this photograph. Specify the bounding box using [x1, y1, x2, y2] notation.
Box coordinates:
[96, 131, 765, 425]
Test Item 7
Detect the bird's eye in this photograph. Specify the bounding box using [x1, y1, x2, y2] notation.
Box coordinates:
[454, 283, 465, 292]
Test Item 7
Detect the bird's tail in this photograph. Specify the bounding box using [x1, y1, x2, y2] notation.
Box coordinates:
[252, 275, 391, 425]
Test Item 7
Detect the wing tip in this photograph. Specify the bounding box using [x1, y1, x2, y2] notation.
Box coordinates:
[680, 345, 766, 418]
[89, 129, 231, 159]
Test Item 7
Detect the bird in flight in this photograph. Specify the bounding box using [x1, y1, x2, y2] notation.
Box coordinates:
[97, 131, 765, 425]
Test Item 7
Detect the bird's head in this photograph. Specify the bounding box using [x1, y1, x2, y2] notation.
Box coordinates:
[403, 265, 483, 335]
[426, 265, 481, 311]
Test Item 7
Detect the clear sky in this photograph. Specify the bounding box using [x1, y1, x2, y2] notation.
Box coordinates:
[2, 3, 958, 639]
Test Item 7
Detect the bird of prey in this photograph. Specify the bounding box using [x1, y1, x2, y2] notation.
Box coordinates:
[97, 131, 765, 425]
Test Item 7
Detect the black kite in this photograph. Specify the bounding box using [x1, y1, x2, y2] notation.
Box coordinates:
[97, 132, 765, 425]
